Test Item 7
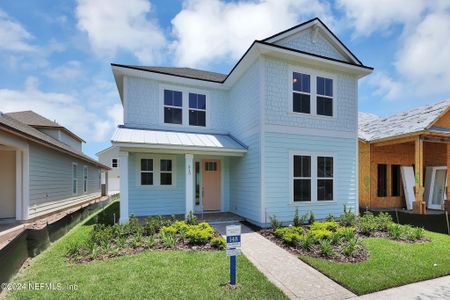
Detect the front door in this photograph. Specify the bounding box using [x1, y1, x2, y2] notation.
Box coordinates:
[201, 160, 221, 211]
[429, 168, 447, 210]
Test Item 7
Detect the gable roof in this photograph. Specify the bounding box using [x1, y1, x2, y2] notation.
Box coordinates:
[5, 110, 85, 142]
[112, 18, 372, 98]
[0, 112, 108, 169]
[263, 18, 363, 66]
[358, 99, 450, 142]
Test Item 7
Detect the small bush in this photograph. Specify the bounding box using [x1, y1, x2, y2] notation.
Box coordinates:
[412, 227, 425, 240]
[337, 227, 356, 241]
[296, 234, 316, 251]
[325, 214, 335, 222]
[211, 237, 226, 250]
[309, 229, 333, 240]
[270, 215, 282, 229]
[308, 211, 315, 224]
[310, 221, 339, 232]
[186, 211, 198, 225]
[186, 228, 213, 245]
[160, 225, 177, 238]
[343, 238, 359, 257]
[293, 208, 301, 227]
[161, 233, 176, 248]
[339, 205, 356, 227]
[273, 226, 304, 238]
[143, 236, 156, 248]
[319, 239, 333, 257]
[330, 232, 341, 245]
[375, 212, 393, 231]
[356, 212, 377, 235]
[387, 223, 403, 240]
[143, 216, 173, 235]
[299, 212, 309, 226]
[173, 221, 191, 236]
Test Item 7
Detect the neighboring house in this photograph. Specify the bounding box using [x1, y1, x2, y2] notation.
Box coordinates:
[96, 146, 120, 193]
[0, 110, 109, 221]
[111, 18, 373, 226]
[358, 99, 450, 213]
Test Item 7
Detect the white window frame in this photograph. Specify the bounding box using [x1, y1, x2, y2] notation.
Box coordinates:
[140, 158, 155, 186]
[292, 154, 312, 202]
[159, 84, 210, 129]
[160, 158, 174, 185]
[162, 88, 183, 126]
[289, 151, 336, 205]
[316, 76, 334, 117]
[188, 92, 207, 127]
[83, 166, 88, 193]
[112, 158, 118, 168]
[72, 162, 78, 195]
[136, 154, 176, 187]
[316, 156, 334, 201]
[288, 66, 336, 119]
[292, 72, 312, 115]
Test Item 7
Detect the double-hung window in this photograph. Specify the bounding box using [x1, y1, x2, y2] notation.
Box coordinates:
[189, 93, 206, 126]
[112, 158, 118, 168]
[293, 155, 311, 201]
[140, 159, 154, 185]
[164, 89, 183, 124]
[292, 154, 334, 202]
[160, 159, 173, 185]
[317, 157, 333, 201]
[316, 77, 333, 116]
[72, 163, 77, 194]
[292, 72, 311, 114]
[83, 166, 88, 193]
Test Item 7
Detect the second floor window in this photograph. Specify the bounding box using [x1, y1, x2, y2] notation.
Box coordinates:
[164, 89, 182, 124]
[292, 72, 311, 114]
[112, 158, 118, 168]
[189, 93, 206, 127]
[317, 76, 333, 116]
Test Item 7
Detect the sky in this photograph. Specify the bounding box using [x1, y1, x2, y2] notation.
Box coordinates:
[1, 0, 450, 159]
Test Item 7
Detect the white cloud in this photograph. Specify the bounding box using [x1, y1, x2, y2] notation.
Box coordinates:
[75, 0, 166, 64]
[395, 12, 450, 94]
[0, 9, 35, 52]
[368, 72, 403, 101]
[171, 0, 333, 67]
[46, 60, 83, 80]
[0, 77, 119, 143]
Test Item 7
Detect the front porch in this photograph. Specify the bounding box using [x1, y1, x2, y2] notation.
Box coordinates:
[113, 127, 248, 223]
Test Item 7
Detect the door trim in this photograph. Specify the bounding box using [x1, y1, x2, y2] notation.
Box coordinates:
[427, 166, 447, 210]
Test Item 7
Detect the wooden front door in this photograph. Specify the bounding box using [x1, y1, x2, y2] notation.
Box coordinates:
[202, 160, 221, 211]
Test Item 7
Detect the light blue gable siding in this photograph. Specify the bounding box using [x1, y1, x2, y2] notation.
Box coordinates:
[124, 76, 229, 133]
[264, 57, 358, 132]
[274, 28, 347, 62]
[228, 60, 262, 224]
[263, 132, 357, 223]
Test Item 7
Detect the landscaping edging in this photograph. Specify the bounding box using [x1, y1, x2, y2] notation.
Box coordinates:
[0, 196, 116, 289]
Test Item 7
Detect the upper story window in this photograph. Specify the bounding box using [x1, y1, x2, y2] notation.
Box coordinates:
[291, 71, 334, 117]
[316, 77, 333, 116]
[72, 163, 77, 195]
[83, 166, 88, 193]
[164, 89, 182, 124]
[112, 158, 118, 168]
[292, 72, 311, 114]
[189, 93, 206, 127]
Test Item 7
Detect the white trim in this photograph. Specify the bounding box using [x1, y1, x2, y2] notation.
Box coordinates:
[259, 57, 266, 224]
[185, 153, 194, 216]
[289, 150, 336, 205]
[22, 148, 29, 220]
[72, 162, 78, 195]
[119, 151, 129, 223]
[123, 76, 128, 124]
[134, 154, 177, 188]
[288, 65, 337, 119]
[426, 166, 447, 210]
[159, 84, 211, 129]
[15, 150, 22, 220]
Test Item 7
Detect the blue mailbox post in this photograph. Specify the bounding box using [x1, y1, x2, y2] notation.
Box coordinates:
[226, 225, 241, 285]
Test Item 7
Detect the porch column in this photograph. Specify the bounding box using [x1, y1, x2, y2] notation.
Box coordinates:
[185, 154, 194, 218]
[119, 151, 129, 223]
[15, 150, 22, 220]
[105, 171, 109, 196]
[413, 136, 425, 214]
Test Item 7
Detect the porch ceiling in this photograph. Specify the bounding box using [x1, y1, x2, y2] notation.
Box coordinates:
[112, 127, 247, 156]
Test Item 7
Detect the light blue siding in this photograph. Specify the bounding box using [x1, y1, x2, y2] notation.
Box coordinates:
[263, 132, 357, 223]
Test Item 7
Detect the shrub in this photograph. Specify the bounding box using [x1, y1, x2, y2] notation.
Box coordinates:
[185, 228, 213, 245]
[387, 223, 403, 240]
[270, 215, 282, 229]
[309, 229, 333, 240]
[375, 212, 394, 231]
[330, 232, 341, 245]
[339, 205, 356, 227]
[343, 238, 359, 257]
[161, 233, 176, 248]
[296, 234, 316, 251]
[143, 236, 156, 248]
[336, 227, 356, 241]
[299, 212, 309, 226]
[310, 221, 339, 232]
[123, 216, 143, 236]
[273, 226, 304, 238]
[211, 237, 226, 250]
[160, 225, 177, 238]
[319, 239, 333, 257]
[186, 211, 198, 225]
[173, 221, 191, 236]
[356, 212, 378, 235]
[325, 214, 335, 222]
[412, 227, 425, 240]
[308, 210, 315, 224]
[293, 208, 301, 227]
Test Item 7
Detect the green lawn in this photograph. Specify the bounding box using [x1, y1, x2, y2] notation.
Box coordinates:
[7, 215, 286, 299]
[301, 231, 450, 295]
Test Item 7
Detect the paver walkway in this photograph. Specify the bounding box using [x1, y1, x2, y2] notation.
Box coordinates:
[213, 223, 355, 300]
[353, 275, 450, 300]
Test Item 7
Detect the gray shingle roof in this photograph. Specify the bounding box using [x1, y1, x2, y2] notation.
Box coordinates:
[0, 112, 108, 169]
[112, 64, 227, 83]
[359, 99, 450, 141]
[5, 110, 61, 127]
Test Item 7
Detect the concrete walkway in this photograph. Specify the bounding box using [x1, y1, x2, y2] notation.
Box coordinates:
[213, 223, 355, 300]
[353, 275, 450, 300]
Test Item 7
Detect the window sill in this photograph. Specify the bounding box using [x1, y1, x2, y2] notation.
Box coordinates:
[289, 200, 336, 206]
[288, 112, 336, 120]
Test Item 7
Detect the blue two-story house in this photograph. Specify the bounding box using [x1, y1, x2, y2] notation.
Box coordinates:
[111, 18, 373, 226]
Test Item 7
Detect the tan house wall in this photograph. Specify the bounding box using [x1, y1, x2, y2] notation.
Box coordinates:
[0, 150, 16, 218]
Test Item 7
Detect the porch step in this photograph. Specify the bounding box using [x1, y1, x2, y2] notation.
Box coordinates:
[195, 212, 244, 224]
